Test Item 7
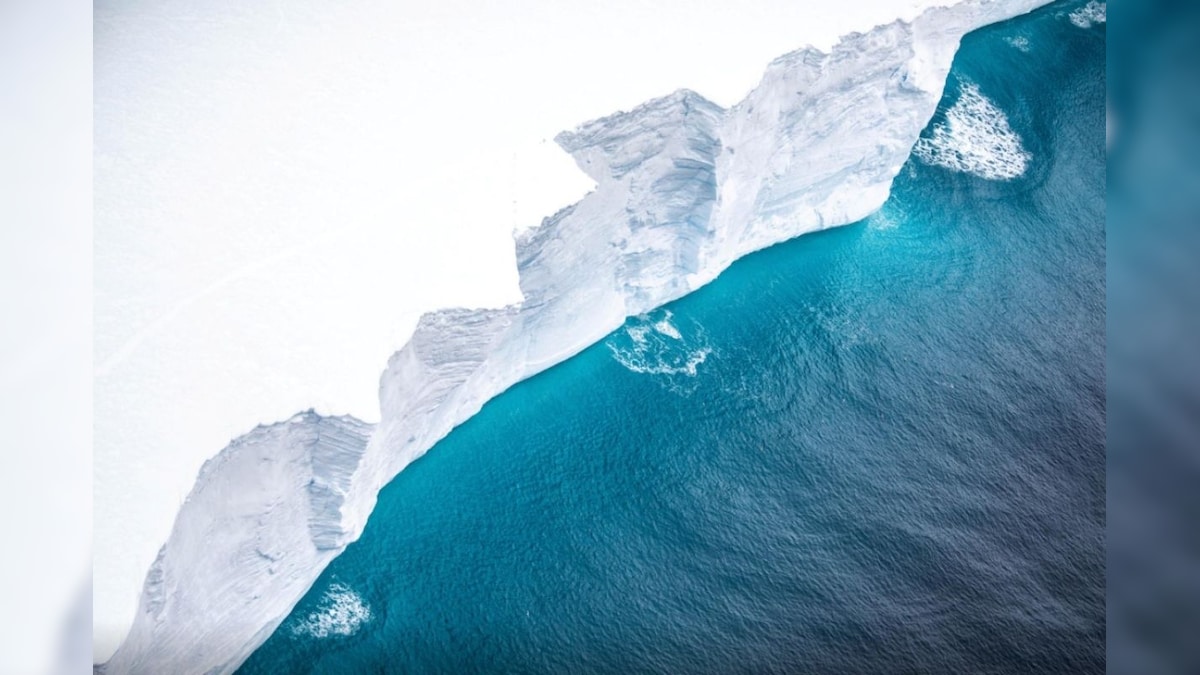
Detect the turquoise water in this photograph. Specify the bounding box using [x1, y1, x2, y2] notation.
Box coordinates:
[242, 3, 1104, 672]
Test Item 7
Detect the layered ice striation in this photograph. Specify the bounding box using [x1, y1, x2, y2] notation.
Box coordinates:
[104, 413, 372, 674]
[101, 1, 1052, 672]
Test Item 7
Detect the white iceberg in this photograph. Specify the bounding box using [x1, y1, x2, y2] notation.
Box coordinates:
[100, 1, 1051, 672]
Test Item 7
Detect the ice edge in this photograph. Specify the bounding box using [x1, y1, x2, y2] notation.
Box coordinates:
[100, 1, 1052, 672]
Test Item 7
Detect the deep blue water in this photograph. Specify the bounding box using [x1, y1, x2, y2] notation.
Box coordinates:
[241, 3, 1104, 673]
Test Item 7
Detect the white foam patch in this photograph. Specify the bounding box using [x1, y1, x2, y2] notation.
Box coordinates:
[1005, 35, 1031, 52]
[913, 82, 1031, 181]
[1068, 1, 1105, 28]
[607, 310, 712, 381]
[289, 582, 372, 639]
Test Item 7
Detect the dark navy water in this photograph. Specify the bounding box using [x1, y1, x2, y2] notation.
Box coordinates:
[242, 3, 1104, 673]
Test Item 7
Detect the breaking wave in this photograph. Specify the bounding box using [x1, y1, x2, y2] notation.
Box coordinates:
[1005, 35, 1031, 52]
[288, 582, 372, 639]
[913, 82, 1031, 181]
[606, 309, 712, 384]
[1068, 1, 1105, 28]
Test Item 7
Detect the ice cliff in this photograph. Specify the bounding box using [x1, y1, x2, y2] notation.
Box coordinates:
[104, 413, 373, 674]
[100, 1, 1052, 672]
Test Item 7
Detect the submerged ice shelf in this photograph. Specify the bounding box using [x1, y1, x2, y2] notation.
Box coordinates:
[100, 1, 1052, 672]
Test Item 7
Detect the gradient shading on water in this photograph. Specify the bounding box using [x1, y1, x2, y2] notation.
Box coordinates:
[241, 2, 1104, 672]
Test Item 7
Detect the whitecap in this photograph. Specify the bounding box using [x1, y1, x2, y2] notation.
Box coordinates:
[913, 82, 1031, 181]
[1004, 35, 1031, 52]
[1069, 1, 1105, 29]
[654, 313, 682, 340]
[289, 582, 373, 639]
[607, 310, 712, 381]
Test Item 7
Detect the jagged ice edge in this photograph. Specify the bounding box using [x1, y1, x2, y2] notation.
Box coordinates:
[100, 2, 1054, 673]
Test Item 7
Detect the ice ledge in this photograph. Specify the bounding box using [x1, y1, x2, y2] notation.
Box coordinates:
[555, 89, 725, 182]
[99, 413, 373, 674]
[101, 1, 1053, 673]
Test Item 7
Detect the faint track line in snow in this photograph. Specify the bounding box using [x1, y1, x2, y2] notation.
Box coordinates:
[94, 231, 337, 379]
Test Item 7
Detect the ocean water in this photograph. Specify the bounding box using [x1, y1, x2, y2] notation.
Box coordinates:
[241, 3, 1105, 673]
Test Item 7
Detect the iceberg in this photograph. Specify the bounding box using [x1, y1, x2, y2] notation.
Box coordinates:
[99, 1, 1052, 672]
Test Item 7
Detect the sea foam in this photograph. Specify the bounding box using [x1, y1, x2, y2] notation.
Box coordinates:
[607, 310, 713, 382]
[288, 582, 373, 639]
[913, 82, 1031, 181]
[1068, 1, 1105, 28]
[1005, 35, 1031, 52]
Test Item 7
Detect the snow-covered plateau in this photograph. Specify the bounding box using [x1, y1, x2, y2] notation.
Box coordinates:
[100, 1, 1051, 672]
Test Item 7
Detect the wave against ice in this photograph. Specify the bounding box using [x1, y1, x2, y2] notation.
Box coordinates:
[607, 309, 713, 382]
[101, 2, 1054, 674]
[288, 582, 372, 639]
[913, 82, 1031, 181]
[1068, 1, 1105, 28]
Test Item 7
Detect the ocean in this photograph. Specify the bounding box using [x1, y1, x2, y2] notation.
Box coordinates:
[240, 2, 1105, 672]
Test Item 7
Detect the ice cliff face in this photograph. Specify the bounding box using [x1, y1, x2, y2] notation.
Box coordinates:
[102, 414, 373, 674]
[101, 1, 1052, 672]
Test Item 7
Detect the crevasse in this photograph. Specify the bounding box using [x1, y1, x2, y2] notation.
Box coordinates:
[100, 1, 1051, 672]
